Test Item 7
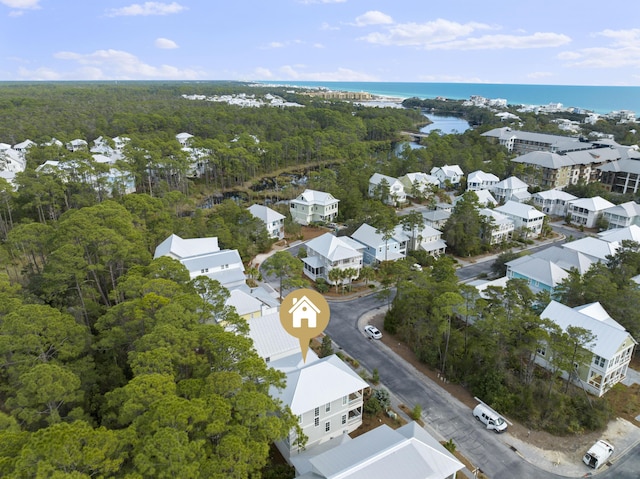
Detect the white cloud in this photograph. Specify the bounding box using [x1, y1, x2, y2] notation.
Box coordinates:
[313, 43, 324, 48]
[252, 67, 273, 79]
[17, 66, 62, 81]
[106, 2, 186, 17]
[278, 65, 378, 81]
[360, 19, 570, 51]
[360, 19, 492, 46]
[558, 28, 640, 69]
[155, 37, 178, 49]
[354, 11, 393, 27]
[0, 0, 40, 9]
[320, 22, 339, 31]
[51, 49, 203, 80]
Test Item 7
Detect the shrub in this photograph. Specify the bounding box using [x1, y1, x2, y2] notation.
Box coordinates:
[411, 403, 422, 421]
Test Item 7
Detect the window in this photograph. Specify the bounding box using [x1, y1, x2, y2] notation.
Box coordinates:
[342, 395, 348, 406]
[325, 421, 331, 432]
[200, 268, 209, 273]
[341, 414, 347, 425]
[325, 402, 331, 413]
[298, 415, 302, 424]
[314, 407, 319, 417]
[593, 355, 606, 368]
[314, 417, 319, 427]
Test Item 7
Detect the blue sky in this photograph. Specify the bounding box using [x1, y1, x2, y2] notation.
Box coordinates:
[1, 0, 639, 85]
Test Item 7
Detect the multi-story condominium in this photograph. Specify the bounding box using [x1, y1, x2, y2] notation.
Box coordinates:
[598, 149, 640, 194]
[537, 301, 636, 397]
[289, 189, 340, 225]
[481, 127, 594, 154]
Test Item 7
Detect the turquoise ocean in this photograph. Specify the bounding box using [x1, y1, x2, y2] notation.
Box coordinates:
[260, 81, 640, 115]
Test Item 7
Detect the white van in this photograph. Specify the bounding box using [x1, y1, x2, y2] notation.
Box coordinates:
[583, 440, 614, 469]
[472, 404, 508, 433]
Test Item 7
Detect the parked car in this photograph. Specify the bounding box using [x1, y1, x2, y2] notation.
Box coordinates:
[364, 325, 382, 340]
[473, 403, 508, 433]
[583, 440, 614, 469]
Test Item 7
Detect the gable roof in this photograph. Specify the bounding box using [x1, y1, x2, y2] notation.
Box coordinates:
[272, 354, 368, 415]
[507, 255, 569, 287]
[369, 173, 400, 186]
[293, 189, 339, 206]
[301, 422, 464, 479]
[568, 196, 615, 211]
[467, 170, 499, 183]
[248, 311, 300, 361]
[541, 301, 636, 359]
[511, 151, 575, 169]
[493, 176, 528, 190]
[248, 204, 285, 223]
[602, 201, 640, 219]
[153, 234, 220, 259]
[305, 233, 362, 261]
[598, 224, 640, 243]
[533, 246, 595, 274]
[597, 158, 640, 174]
[562, 237, 619, 261]
[533, 189, 578, 202]
[494, 201, 545, 220]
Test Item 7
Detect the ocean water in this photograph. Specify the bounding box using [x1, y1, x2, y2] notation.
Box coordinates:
[261, 81, 640, 115]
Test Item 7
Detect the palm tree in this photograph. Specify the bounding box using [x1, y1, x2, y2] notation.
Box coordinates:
[328, 268, 342, 294]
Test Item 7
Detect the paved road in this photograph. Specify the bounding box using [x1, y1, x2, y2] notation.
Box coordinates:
[325, 293, 640, 479]
[325, 294, 571, 479]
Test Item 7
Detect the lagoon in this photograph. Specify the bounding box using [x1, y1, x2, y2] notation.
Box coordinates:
[421, 114, 471, 135]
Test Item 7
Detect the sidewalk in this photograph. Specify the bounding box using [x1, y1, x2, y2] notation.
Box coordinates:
[354, 305, 640, 478]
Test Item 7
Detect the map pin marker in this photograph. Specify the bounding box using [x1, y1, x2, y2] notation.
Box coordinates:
[280, 289, 331, 363]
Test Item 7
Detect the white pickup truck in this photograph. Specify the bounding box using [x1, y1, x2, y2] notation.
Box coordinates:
[582, 440, 614, 469]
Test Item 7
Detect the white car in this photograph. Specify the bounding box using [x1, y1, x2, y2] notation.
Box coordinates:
[364, 325, 382, 340]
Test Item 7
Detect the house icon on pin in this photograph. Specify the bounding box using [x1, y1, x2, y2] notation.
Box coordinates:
[288, 295, 321, 328]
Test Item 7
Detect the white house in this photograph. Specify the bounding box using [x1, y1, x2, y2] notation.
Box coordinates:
[66, 138, 88, 152]
[598, 224, 640, 244]
[248, 204, 286, 240]
[271, 354, 369, 461]
[350, 223, 408, 265]
[290, 189, 340, 225]
[176, 132, 194, 147]
[562, 237, 619, 262]
[494, 201, 545, 238]
[0, 147, 27, 186]
[455, 189, 497, 207]
[290, 422, 464, 479]
[602, 201, 640, 229]
[466, 170, 499, 191]
[538, 301, 636, 397]
[153, 234, 246, 291]
[430, 165, 464, 187]
[368, 173, 407, 206]
[302, 233, 363, 284]
[480, 208, 515, 245]
[13, 139, 36, 155]
[422, 210, 451, 230]
[567, 196, 615, 229]
[491, 176, 530, 204]
[532, 189, 578, 217]
[414, 224, 447, 257]
[398, 172, 440, 197]
[225, 287, 279, 320]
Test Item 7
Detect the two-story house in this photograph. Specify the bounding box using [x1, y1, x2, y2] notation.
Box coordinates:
[398, 172, 440, 197]
[532, 189, 577, 217]
[479, 208, 515, 245]
[466, 170, 499, 191]
[154, 234, 246, 291]
[290, 189, 340, 225]
[567, 196, 615, 229]
[602, 201, 640, 229]
[494, 201, 545, 238]
[271, 354, 369, 461]
[302, 233, 363, 284]
[537, 301, 637, 397]
[368, 173, 407, 206]
[248, 204, 286, 239]
[491, 176, 530, 204]
[430, 164, 463, 188]
[350, 223, 408, 265]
